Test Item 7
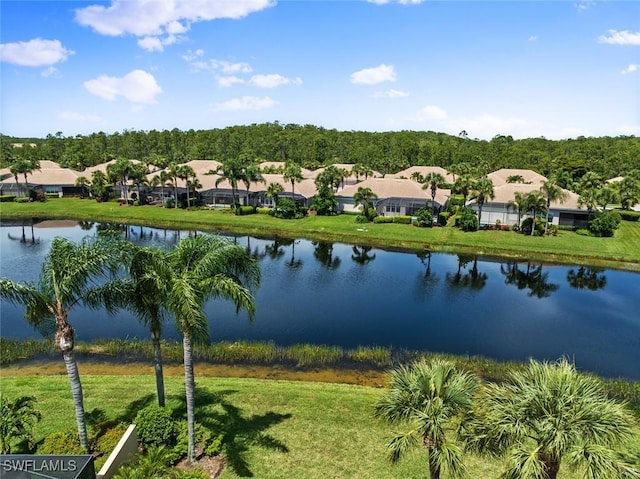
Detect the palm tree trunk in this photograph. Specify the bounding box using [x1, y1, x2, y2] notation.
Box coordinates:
[183, 334, 197, 464]
[62, 350, 89, 452]
[152, 331, 165, 407]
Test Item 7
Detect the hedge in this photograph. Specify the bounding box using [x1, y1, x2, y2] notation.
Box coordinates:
[0, 195, 16, 202]
[614, 209, 640, 222]
[373, 216, 393, 224]
[392, 215, 412, 224]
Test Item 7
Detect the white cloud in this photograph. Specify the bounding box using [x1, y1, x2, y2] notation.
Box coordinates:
[372, 89, 409, 98]
[0, 38, 74, 67]
[598, 30, 640, 46]
[41, 66, 58, 78]
[351, 64, 396, 85]
[84, 69, 162, 104]
[574, 0, 595, 11]
[415, 105, 448, 121]
[138, 34, 181, 52]
[218, 76, 245, 87]
[528, 35, 538, 42]
[214, 96, 277, 111]
[621, 64, 639, 74]
[58, 111, 102, 122]
[185, 54, 253, 74]
[248, 74, 302, 88]
[75, 0, 275, 50]
[617, 124, 640, 136]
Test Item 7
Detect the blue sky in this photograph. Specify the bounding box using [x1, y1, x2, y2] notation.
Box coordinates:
[1, 0, 639, 140]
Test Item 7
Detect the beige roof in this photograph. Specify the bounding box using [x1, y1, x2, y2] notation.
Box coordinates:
[82, 159, 145, 177]
[392, 166, 455, 183]
[470, 182, 583, 211]
[488, 168, 548, 186]
[180, 160, 221, 174]
[338, 178, 432, 201]
[1, 165, 81, 186]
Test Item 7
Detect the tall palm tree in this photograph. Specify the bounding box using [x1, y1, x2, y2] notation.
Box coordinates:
[466, 358, 639, 479]
[374, 358, 478, 479]
[283, 161, 303, 200]
[423, 172, 445, 216]
[523, 191, 547, 236]
[166, 234, 260, 463]
[0, 236, 121, 452]
[470, 177, 494, 230]
[241, 162, 265, 207]
[212, 157, 244, 208]
[107, 157, 135, 204]
[540, 179, 568, 234]
[265, 182, 284, 208]
[89, 245, 171, 407]
[353, 186, 377, 219]
[453, 174, 475, 204]
[168, 162, 183, 208]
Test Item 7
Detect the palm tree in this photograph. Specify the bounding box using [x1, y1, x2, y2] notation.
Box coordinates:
[470, 176, 494, 230]
[466, 358, 639, 479]
[166, 234, 260, 463]
[283, 161, 303, 200]
[90, 246, 171, 407]
[168, 162, 183, 208]
[508, 191, 526, 229]
[0, 236, 121, 452]
[453, 174, 475, 204]
[75, 176, 90, 197]
[374, 358, 478, 479]
[265, 182, 284, 208]
[617, 176, 640, 210]
[212, 157, 244, 208]
[423, 172, 445, 216]
[353, 186, 377, 219]
[540, 179, 568, 234]
[9, 158, 38, 197]
[241, 162, 265, 207]
[107, 157, 135, 204]
[522, 191, 547, 236]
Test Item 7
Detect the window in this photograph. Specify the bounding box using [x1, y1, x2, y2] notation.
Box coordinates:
[386, 203, 400, 213]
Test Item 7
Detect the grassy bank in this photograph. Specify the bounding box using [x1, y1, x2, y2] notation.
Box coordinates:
[1, 374, 639, 479]
[2, 198, 640, 271]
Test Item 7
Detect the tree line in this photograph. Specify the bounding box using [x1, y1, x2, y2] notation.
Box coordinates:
[2, 123, 639, 180]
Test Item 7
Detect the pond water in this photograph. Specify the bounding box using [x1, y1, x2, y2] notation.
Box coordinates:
[1, 220, 639, 380]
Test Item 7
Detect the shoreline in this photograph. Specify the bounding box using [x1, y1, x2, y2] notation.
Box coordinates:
[1, 200, 640, 272]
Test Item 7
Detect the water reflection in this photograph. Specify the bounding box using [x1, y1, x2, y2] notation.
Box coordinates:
[351, 245, 376, 265]
[567, 267, 607, 291]
[446, 255, 488, 292]
[313, 242, 341, 270]
[1, 221, 639, 380]
[7, 224, 40, 246]
[500, 261, 559, 299]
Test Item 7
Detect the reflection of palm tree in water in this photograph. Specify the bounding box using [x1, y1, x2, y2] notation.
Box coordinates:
[351, 245, 376, 265]
[500, 261, 559, 298]
[313, 241, 341, 269]
[415, 250, 439, 298]
[567, 266, 607, 291]
[245, 236, 266, 260]
[287, 240, 303, 269]
[264, 236, 290, 261]
[447, 255, 487, 291]
[7, 224, 39, 245]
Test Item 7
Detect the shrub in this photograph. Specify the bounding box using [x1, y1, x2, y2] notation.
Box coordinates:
[373, 216, 393, 224]
[14, 197, 29, 203]
[414, 207, 433, 227]
[521, 217, 544, 236]
[235, 205, 255, 216]
[45, 192, 59, 199]
[614, 209, 640, 222]
[271, 198, 299, 219]
[134, 405, 176, 448]
[448, 195, 465, 210]
[588, 211, 621, 237]
[392, 215, 412, 225]
[256, 207, 271, 215]
[457, 207, 478, 232]
[0, 195, 16, 202]
[576, 228, 592, 236]
[546, 224, 559, 236]
[438, 211, 451, 226]
[94, 422, 129, 456]
[173, 420, 223, 461]
[355, 214, 370, 224]
[38, 429, 85, 455]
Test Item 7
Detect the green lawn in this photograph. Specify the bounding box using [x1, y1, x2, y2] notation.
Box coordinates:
[2, 198, 640, 271]
[3, 374, 638, 478]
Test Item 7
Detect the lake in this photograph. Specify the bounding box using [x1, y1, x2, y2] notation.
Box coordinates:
[1, 220, 639, 380]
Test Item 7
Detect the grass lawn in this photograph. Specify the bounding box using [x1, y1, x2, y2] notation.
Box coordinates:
[2, 198, 640, 271]
[3, 374, 638, 478]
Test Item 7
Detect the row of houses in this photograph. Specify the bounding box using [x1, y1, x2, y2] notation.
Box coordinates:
[0, 160, 591, 227]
